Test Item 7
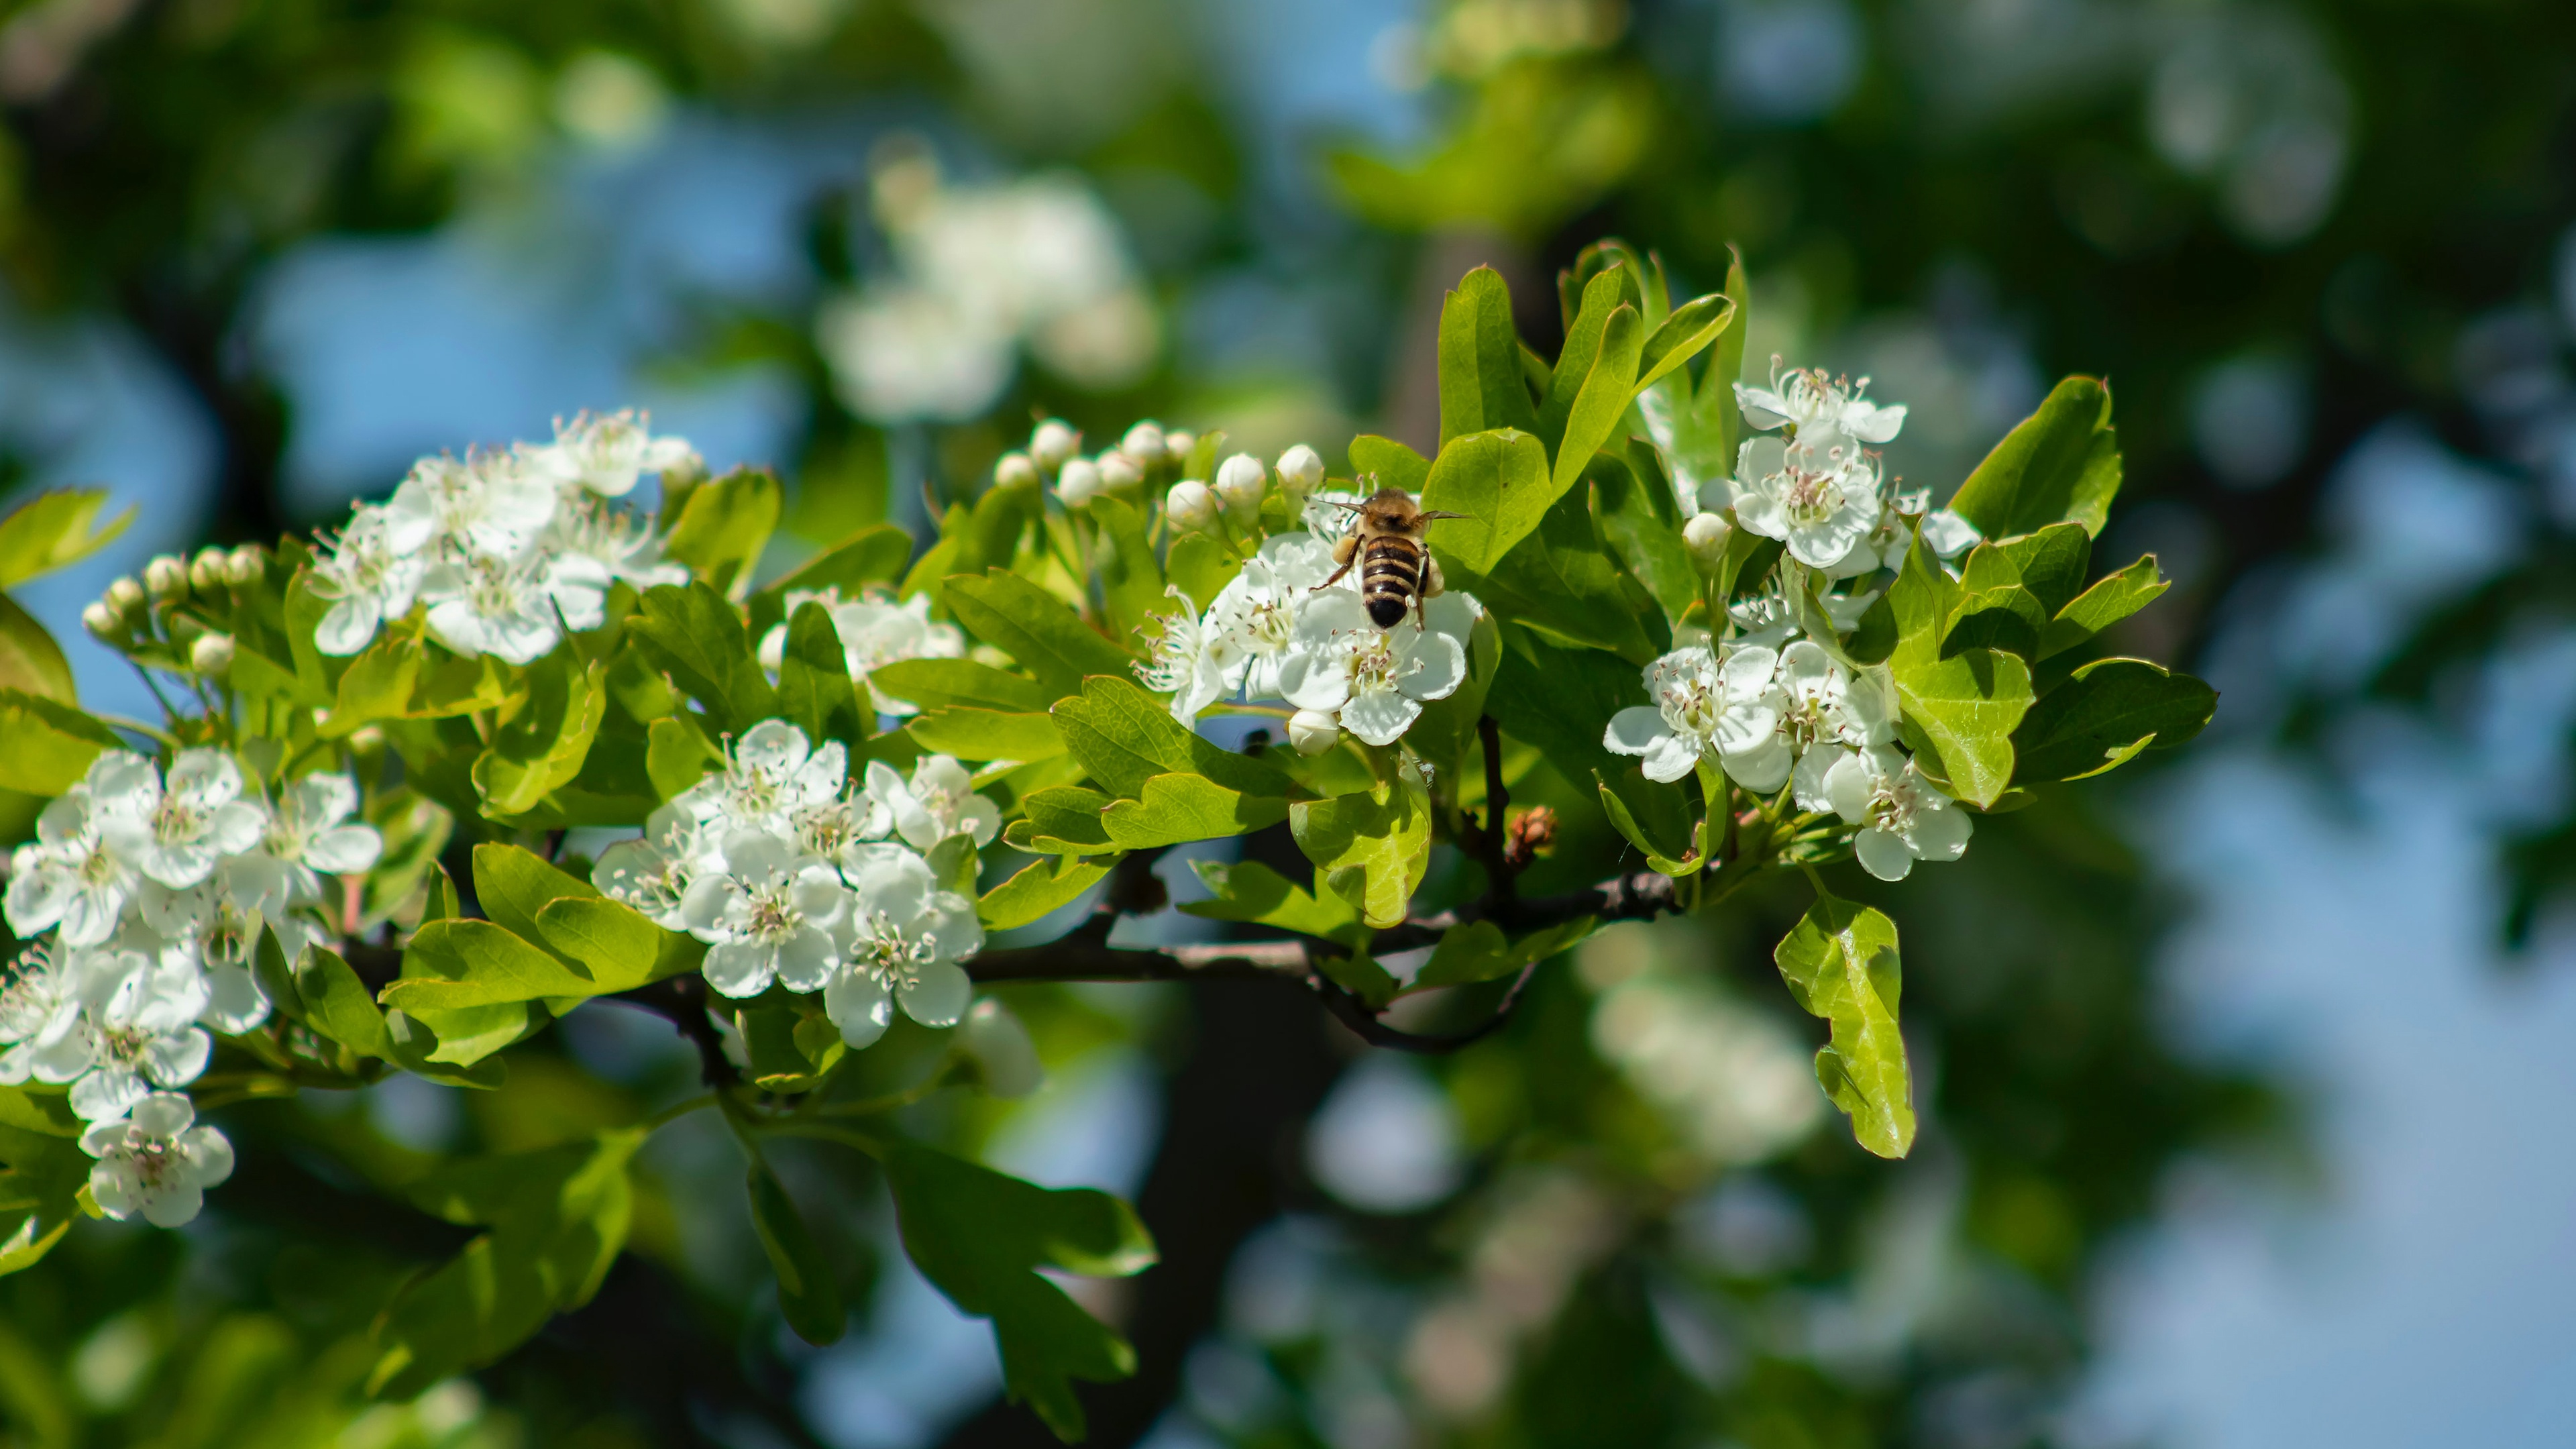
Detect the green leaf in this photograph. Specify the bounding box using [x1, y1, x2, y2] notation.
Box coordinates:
[1420, 427, 1554, 577]
[748, 1158, 846, 1346]
[1088, 496, 1167, 643]
[472, 843, 600, 945]
[979, 854, 1115, 929]
[2041, 555, 2169, 659]
[1102, 772, 1292, 849]
[870, 658, 1053, 715]
[1050, 676, 1293, 802]
[775, 602, 871, 750]
[0, 595, 72, 704]
[1485, 628, 1644, 784]
[0, 690, 119, 796]
[0, 488, 133, 589]
[1943, 544, 2049, 660]
[1947, 376, 2123, 540]
[945, 570, 1131, 701]
[734, 998, 843, 1091]
[628, 582, 775, 734]
[1773, 893, 1914, 1159]
[1347, 435, 1432, 494]
[1165, 533, 1242, 613]
[384, 920, 601, 1015]
[1636, 250, 1747, 513]
[1470, 488, 1664, 663]
[537, 897, 706, 992]
[884, 1142, 1156, 1442]
[908, 708, 1065, 762]
[321, 637, 422, 739]
[646, 716, 720, 804]
[752, 522, 915, 638]
[1592, 447, 1698, 622]
[1412, 916, 1597, 991]
[1886, 535, 2033, 808]
[297, 946, 395, 1061]
[1291, 777, 1432, 930]
[1632, 292, 1735, 398]
[1994, 522, 2093, 616]
[1437, 265, 1540, 445]
[1550, 304, 1644, 498]
[1317, 941, 1398, 1010]
[369, 1131, 645, 1398]
[1008, 786, 1118, 855]
[1595, 773, 1703, 877]
[663, 466, 782, 597]
[2010, 657, 2216, 782]
[1179, 860, 1362, 943]
[0, 1110, 89, 1279]
[475, 656, 608, 817]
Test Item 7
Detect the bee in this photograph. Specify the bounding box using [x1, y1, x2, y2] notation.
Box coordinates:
[1318, 485, 1468, 629]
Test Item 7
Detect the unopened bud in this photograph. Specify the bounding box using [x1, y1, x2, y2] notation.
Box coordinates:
[1097, 450, 1145, 494]
[347, 724, 386, 753]
[144, 554, 187, 600]
[189, 548, 226, 594]
[962, 998, 1043, 1098]
[1214, 453, 1267, 522]
[1503, 804, 1558, 869]
[1120, 421, 1165, 462]
[994, 451, 1040, 490]
[1276, 443, 1324, 498]
[1684, 511, 1733, 570]
[1030, 419, 1079, 470]
[1288, 708, 1341, 756]
[1163, 429, 1196, 462]
[226, 544, 268, 586]
[190, 633, 234, 677]
[106, 576, 145, 617]
[1165, 480, 1219, 533]
[81, 601, 119, 639]
[1056, 457, 1104, 509]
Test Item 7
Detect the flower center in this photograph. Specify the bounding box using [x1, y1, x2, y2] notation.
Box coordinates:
[742, 879, 803, 941]
[150, 794, 207, 845]
[1346, 633, 1405, 692]
[853, 908, 934, 981]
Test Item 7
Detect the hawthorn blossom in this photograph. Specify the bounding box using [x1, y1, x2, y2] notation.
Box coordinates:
[1605, 645, 1785, 784]
[1731, 429, 1885, 573]
[385, 452, 557, 562]
[6, 786, 140, 947]
[753, 589, 965, 716]
[548, 491, 690, 590]
[678, 832, 849, 999]
[418, 556, 570, 663]
[1208, 532, 1338, 700]
[234, 774, 383, 908]
[67, 1014, 212, 1122]
[522, 410, 698, 498]
[824, 845, 981, 1047]
[1277, 591, 1474, 747]
[1825, 746, 1974, 881]
[1728, 641, 1900, 808]
[592, 804, 706, 930]
[308, 510, 428, 656]
[94, 751, 267, 892]
[1135, 588, 1240, 722]
[0, 943, 89, 1084]
[675, 720, 848, 838]
[80, 1093, 233, 1228]
[1737, 360, 1908, 444]
[862, 756, 1000, 852]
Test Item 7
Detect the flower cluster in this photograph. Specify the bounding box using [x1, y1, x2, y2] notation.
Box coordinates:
[1713, 360, 1979, 578]
[0, 750, 383, 1224]
[755, 588, 965, 718]
[305, 411, 698, 665]
[594, 721, 991, 1049]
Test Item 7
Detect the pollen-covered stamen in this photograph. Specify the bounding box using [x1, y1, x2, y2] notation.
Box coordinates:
[740, 879, 806, 943]
[1341, 628, 1420, 693]
[796, 802, 860, 860]
[148, 793, 209, 847]
[850, 907, 936, 985]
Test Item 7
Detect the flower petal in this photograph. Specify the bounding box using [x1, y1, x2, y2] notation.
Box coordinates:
[898, 961, 972, 1028]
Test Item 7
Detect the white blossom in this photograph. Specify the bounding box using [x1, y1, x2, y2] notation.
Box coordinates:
[1824, 746, 1974, 881]
[66, 1013, 212, 1122]
[1605, 645, 1784, 784]
[6, 784, 139, 947]
[1135, 589, 1240, 722]
[592, 804, 707, 930]
[385, 452, 557, 563]
[0, 943, 90, 1085]
[1277, 591, 1474, 747]
[1275, 444, 1326, 498]
[1287, 709, 1342, 755]
[546, 492, 689, 590]
[417, 556, 569, 664]
[1729, 642, 1901, 808]
[1166, 480, 1219, 533]
[94, 750, 267, 893]
[1208, 533, 1337, 702]
[521, 410, 698, 499]
[679, 832, 849, 1000]
[80, 1093, 233, 1228]
[862, 756, 1000, 853]
[1731, 428, 1885, 573]
[753, 589, 964, 717]
[1737, 360, 1908, 444]
[1683, 510, 1733, 569]
[233, 774, 382, 910]
[1214, 453, 1267, 523]
[308, 509, 427, 656]
[824, 844, 980, 1048]
[675, 720, 848, 839]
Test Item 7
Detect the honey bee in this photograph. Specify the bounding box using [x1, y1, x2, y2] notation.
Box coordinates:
[1318, 485, 1468, 629]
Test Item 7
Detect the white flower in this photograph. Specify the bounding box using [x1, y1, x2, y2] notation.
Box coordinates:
[1729, 642, 1901, 808]
[66, 1015, 212, 1122]
[824, 845, 981, 1048]
[753, 590, 964, 718]
[232, 774, 382, 908]
[418, 555, 566, 663]
[307, 508, 428, 656]
[1920, 508, 1981, 560]
[1031, 419, 1079, 471]
[1731, 429, 1885, 572]
[1300, 487, 1366, 537]
[1287, 709, 1342, 755]
[80, 1093, 233, 1228]
[1135, 590, 1240, 722]
[861, 756, 1000, 852]
[593, 804, 707, 930]
[1736, 360, 1907, 444]
[1604, 645, 1785, 784]
[521, 410, 698, 499]
[1056, 457, 1104, 508]
[1825, 746, 1973, 881]
[1208, 532, 1337, 702]
[545, 491, 690, 590]
[93, 750, 268, 892]
[675, 721, 847, 838]
[6, 784, 139, 947]
[385, 452, 557, 561]
[1728, 590, 1799, 651]
[134, 877, 273, 1033]
[1277, 591, 1473, 748]
[0, 943, 89, 1082]
[678, 832, 849, 1000]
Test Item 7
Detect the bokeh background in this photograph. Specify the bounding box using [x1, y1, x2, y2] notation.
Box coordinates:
[1, 1, 2573, 1446]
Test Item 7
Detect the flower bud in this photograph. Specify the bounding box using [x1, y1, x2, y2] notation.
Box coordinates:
[1288, 708, 1342, 756]
[225, 545, 267, 586]
[1214, 453, 1267, 523]
[1120, 421, 1165, 462]
[1276, 443, 1325, 498]
[1030, 419, 1079, 470]
[188, 547, 227, 594]
[348, 724, 386, 753]
[994, 451, 1040, 491]
[963, 998, 1043, 1098]
[190, 633, 234, 677]
[1683, 510, 1733, 571]
[1056, 457, 1104, 509]
[81, 601, 119, 639]
[106, 576, 145, 618]
[1163, 429, 1196, 463]
[1165, 480, 1219, 533]
[144, 554, 188, 601]
[1097, 450, 1145, 494]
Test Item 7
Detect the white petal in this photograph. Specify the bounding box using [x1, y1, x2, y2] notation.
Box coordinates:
[1722, 735, 1792, 795]
[1641, 732, 1702, 784]
[139, 1183, 205, 1228]
[1823, 749, 1874, 822]
[306, 825, 383, 874]
[824, 971, 892, 1049]
[702, 940, 774, 998]
[1604, 706, 1671, 758]
[1908, 798, 1973, 861]
[1856, 828, 1915, 881]
[1792, 748, 1843, 813]
[1339, 690, 1419, 747]
[898, 961, 972, 1028]
[144, 1028, 211, 1087]
[1395, 630, 1467, 703]
[772, 926, 839, 993]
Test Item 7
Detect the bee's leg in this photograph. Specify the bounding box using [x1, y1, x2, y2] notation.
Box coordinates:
[1315, 533, 1359, 591]
[1315, 560, 1353, 590]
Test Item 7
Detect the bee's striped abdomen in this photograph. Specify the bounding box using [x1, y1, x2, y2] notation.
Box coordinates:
[1361, 539, 1425, 629]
